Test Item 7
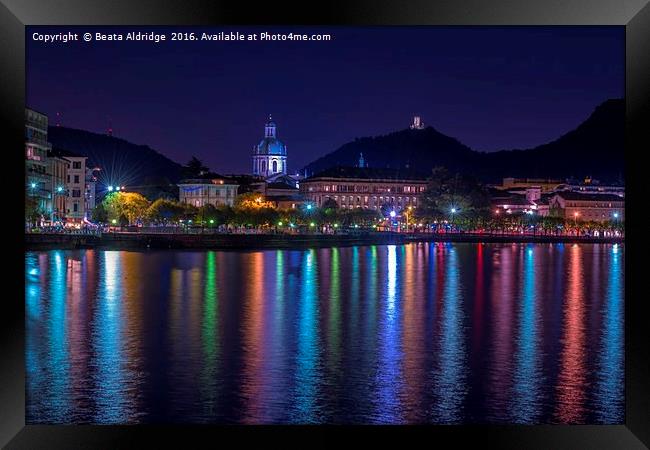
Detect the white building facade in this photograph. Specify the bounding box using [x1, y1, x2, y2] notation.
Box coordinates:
[178, 175, 239, 207]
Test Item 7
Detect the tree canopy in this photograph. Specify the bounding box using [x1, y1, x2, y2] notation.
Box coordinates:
[182, 156, 210, 179]
[416, 167, 491, 220]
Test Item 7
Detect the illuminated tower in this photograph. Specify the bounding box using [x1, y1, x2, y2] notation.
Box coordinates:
[251, 115, 288, 179]
[410, 115, 424, 130]
[358, 152, 366, 168]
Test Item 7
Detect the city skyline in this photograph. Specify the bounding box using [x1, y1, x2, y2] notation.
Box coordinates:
[27, 26, 624, 173]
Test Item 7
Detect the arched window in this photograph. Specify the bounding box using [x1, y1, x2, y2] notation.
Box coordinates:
[272, 160, 278, 173]
[261, 160, 266, 173]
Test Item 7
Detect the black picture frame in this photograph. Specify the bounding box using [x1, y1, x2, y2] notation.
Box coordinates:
[2, 1, 648, 448]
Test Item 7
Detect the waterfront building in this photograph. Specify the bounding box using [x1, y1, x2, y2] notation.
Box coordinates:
[47, 150, 69, 223]
[300, 166, 428, 210]
[50, 148, 88, 223]
[85, 166, 99, 216]
[555, 177, 625, 197]
[490, 186, 551, 216]
[251, 115, 288, 180]
[178, 173, 239, 207]
[263, 181, 306, 209]
[549, 191, 624, 222]
[25, 108, 52, 222]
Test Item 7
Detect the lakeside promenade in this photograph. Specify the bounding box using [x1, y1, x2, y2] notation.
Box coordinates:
[25, 230, 625, 251]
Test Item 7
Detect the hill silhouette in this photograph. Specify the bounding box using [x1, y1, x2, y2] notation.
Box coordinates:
[47, 127, 184, 186]
[304, 99, 624, 183]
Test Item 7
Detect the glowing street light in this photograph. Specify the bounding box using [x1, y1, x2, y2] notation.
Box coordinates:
[57, 186, 63, 193]
[450, 208, 457, 214]
[389, 210, 396, 218]
[306, 204, 313, 210]
[209, 219, 214, 224]
[111, 219, 117, 224]
[107, 185, 114, 192]
[30, 182, 36, 188]
[310, 222, 315, 227]
[115, 186, 121, 191]
[278, 221, 283, 226]
[613, 212, 619, 219]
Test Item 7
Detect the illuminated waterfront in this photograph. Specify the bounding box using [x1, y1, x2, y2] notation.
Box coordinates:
[25, 243, 624, 424]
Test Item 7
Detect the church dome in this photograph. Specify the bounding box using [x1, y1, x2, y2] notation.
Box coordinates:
[257, 137, 287, 156]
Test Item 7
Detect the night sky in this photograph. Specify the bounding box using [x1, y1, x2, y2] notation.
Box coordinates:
[26, 26, 624, 174]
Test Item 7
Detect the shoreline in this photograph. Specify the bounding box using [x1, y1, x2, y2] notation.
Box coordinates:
[25, 231, 625, 251]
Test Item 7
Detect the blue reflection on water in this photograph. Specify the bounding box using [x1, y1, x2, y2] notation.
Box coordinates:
[48, 250, 70, 422]
[512, 245, 541, 422]
[595, 245, 624, 423]
[375, 245, 402, 423]
[291, 249, 320, 422]
[92, 251, 126, 423]
[430, 245, 466, 423]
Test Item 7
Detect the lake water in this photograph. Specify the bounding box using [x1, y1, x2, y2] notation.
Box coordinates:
[25, 242, 624, 424]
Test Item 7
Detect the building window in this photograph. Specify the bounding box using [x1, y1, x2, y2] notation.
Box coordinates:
[72, 189, 81, 198]
[74, 175, 80, 184]
[73, 161, 81, 169]
[73, 203, 78, 212]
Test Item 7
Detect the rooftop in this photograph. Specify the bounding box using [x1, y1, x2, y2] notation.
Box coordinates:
[555, 192, 624, 202]
[307, 166, 429, 182]
[178, 172, 238, 185]
[266, 181, 298, 191]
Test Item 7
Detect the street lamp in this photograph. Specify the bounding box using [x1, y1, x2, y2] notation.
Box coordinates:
[306, 204, 313, 210]
[389, 210, 396, 218]
[30, 182, 36, 189]
[107, 185, 114, 192]
[449, 207, 460, 233]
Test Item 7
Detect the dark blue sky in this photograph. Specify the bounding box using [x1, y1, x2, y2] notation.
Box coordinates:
[27, 26, 624, 174]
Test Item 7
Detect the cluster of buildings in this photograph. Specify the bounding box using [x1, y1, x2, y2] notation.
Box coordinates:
[177, 116, 430, 214]
[25, 108, 98, 226]
[27, 110, 625, 225]
[490, 177, 624, 222]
